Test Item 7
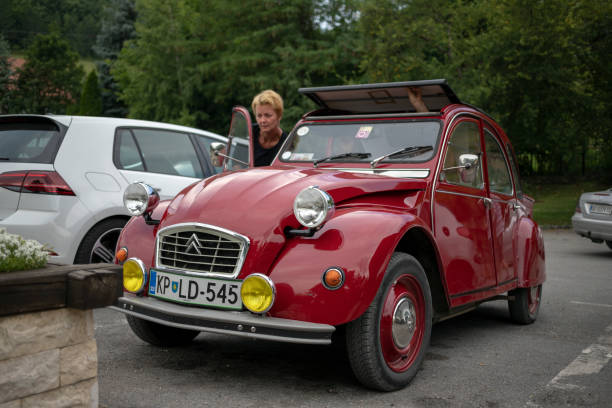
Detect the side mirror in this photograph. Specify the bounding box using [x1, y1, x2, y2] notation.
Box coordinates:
[458, 153, 479, 169]
[440, 153, 480, 182]
[210, 142, 226, 167]
[443, 153, 480, 172]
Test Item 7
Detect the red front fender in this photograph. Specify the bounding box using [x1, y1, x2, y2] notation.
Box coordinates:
[267, 207, 429, 326]
[115, 201, 170, 266]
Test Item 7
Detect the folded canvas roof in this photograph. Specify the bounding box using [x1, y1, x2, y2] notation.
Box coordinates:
[299, 79, 461, 114]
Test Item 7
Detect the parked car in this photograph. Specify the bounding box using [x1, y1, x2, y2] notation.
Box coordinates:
[0, 114, 234, 265]
[112, 80, 545, 391]
[572, 187, 612, 250]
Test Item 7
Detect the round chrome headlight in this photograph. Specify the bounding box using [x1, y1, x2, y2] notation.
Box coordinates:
[123, 182, 158, 216]
[293, 186, 334, 229]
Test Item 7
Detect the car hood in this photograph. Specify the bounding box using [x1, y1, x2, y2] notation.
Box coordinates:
[158, 166, 426, 276]
[161, 166, 426, 230]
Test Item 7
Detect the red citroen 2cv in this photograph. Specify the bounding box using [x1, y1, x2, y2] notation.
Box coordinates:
[112, 79, 545, 391]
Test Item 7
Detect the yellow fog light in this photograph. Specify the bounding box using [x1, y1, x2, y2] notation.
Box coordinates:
[123, 258, 146, 293]
[240, 273, 276, 314]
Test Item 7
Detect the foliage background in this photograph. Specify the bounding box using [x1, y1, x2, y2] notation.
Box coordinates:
[1, 0, 611, 178]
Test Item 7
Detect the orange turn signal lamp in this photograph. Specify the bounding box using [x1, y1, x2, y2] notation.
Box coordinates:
[322, 267, 344, 290]
[115, 247, 128, 263]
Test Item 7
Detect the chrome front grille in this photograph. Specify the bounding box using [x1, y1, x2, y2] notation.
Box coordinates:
[156, 224, 248, 278]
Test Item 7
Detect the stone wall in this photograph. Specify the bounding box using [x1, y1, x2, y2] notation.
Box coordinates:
[0, 308, 99, 408]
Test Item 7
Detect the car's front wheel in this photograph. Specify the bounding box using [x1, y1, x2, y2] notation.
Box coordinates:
[346, 252, 432, 391]
[508, 284, 542, 324]
[74, 218, 127, 264]
[126, 315, 199, 347]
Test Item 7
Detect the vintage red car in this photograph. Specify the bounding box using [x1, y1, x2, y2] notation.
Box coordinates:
[112, 79, 545, 391]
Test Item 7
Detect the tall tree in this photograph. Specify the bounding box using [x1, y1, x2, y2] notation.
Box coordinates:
[0, 36, 13, 114]
[79, 69, 103, 116]
[113, 0, 202, 125]
[14, 33, 85, 114]
[476, 0, 612, 176]
[114, 0, 361, 132]
[357, 0, 612, 176]
[0, 0, 108, 57]
[94, 0, 137, 117]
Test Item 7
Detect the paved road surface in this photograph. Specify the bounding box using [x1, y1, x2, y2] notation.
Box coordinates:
[95, 230, 612, 407]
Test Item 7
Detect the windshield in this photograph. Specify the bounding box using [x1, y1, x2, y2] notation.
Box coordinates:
[279, 121, 441, 164]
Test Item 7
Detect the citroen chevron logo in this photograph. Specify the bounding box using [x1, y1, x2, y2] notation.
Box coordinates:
[185, 233, 202, 255]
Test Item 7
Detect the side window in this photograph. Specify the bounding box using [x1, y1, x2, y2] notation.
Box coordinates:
[484, 130, 513, 196]
[230, 140, 249, 168]
[442, 121, 483, 189]
[195, 134, 223, 173]
[131, 129, 203, 178]
[506, 143, 523, 198]
[117, 129, 145, 171]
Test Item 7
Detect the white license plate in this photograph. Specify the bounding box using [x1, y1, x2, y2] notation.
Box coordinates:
[148, 269, 242, 310]
[590, 204, 612, 215]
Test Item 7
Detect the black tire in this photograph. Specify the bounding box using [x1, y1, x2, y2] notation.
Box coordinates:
[345, 252, 433, 391]
[126, 315, 199, 347]
[74, 218, 127, 264]
[508, 284, 542, 325]
[606, 240, 612, 250]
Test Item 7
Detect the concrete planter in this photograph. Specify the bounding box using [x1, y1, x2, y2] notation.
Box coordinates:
[0, 264, 121, 408]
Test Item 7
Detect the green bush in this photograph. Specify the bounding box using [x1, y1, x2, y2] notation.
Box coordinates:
[0, 228, 49, 272]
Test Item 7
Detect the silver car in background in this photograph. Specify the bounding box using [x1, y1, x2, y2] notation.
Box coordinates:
[572, 187, 612, 250]
[0, 115, 232, 264]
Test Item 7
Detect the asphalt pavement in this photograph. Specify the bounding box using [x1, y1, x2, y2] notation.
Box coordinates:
[95, 230, 612, 408]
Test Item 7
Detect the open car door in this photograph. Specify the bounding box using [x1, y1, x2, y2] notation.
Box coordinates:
[223, 106, 254, 170]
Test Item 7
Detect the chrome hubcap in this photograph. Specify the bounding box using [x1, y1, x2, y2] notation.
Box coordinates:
[392, 297, 416, 348]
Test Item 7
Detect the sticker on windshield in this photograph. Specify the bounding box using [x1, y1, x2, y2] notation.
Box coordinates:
[355, 126, 373, 139]
[290, 153, 314, 161]
[297, 127, 309, 136]
[281, 151, 292, 160]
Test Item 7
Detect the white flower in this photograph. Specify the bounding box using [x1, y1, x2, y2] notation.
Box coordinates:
[0, 230, 49, 272]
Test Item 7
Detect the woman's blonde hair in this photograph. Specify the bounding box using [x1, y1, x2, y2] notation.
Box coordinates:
[251, 89, 283, 117]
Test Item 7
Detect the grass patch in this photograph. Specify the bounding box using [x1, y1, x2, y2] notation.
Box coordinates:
[523, 179, 611, 227]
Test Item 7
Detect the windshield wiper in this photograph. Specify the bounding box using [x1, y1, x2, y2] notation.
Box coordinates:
[370, 146, 433, 168]
[313, 152, 371, 167]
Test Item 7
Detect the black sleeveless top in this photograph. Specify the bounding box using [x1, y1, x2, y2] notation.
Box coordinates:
[253, 124, 288, 167]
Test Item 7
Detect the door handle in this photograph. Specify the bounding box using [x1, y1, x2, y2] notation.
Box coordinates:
[482, 197, 492, 208]
[512, 202, 521, 211]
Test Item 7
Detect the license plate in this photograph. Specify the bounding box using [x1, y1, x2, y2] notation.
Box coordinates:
[590, 204, 612, 215]
[148, 269, 242, 310]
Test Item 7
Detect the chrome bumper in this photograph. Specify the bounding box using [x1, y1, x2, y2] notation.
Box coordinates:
[110, 296, 335, 345]
[572, 213, 612, 241]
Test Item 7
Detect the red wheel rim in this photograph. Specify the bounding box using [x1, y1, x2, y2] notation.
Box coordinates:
[379, 274, 425, 373]
[528, 285, 541, 315]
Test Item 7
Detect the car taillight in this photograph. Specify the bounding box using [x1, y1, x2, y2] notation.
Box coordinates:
[575, 202, 581, 213]
[0, 171, 75, 196]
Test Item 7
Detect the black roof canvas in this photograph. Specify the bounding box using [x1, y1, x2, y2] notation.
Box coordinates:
[299, 79, 460, 114]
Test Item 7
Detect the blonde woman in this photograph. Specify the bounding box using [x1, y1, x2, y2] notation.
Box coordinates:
[251, 89, 287, 166]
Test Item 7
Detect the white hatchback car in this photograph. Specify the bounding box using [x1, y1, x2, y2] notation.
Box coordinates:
[0, 114, 236, 264]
